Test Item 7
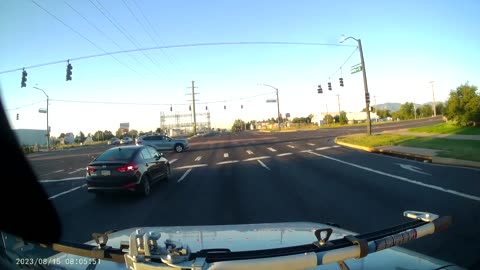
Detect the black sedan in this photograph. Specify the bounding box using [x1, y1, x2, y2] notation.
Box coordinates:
[86, 145, 170, 196]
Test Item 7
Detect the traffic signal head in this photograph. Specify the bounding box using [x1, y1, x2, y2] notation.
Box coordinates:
[170, 105, 172, 111]
[339, 78, 344, 87]
[206, 106, 208, 110]
[241, 105, 243, 109]
[328, 82, 332, 91]
[189, 105, 191, 111]
[16, 113, 19, 120]
[224, 105, 226, 110]
[66, 63, 73, 81]
[365, 92, 370, 103]
[21, 69, 27, 88]
[317, 85, 323, 94]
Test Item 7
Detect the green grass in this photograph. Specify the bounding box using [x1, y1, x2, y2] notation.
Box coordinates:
[337, 134, 480, 162]
[408, 122, 480, 135]
[337, 134, 416, 147]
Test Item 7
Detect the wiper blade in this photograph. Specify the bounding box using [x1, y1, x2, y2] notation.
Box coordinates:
[39, 241, 125, 263]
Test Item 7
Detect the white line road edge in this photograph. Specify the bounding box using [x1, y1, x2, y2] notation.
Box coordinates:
[49, 184, 87, 200]
[243, 156, 271, 162]
[217, 160, 240, 165]
[174, 164, 208, 170]
[40, 177, 84, 183]
[257, 160, 271, 171]
[307, 151, 480, 202]
[177, 168, 193, 183]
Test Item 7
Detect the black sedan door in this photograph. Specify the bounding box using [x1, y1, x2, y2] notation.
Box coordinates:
[139, 147, 161, 182]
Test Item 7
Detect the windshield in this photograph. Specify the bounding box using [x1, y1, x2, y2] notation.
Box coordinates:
[1, 1, 479, 270]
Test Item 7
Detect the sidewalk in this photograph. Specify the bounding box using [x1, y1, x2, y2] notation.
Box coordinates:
[335, 134, 480, 169]
[381, 128, 480, 140]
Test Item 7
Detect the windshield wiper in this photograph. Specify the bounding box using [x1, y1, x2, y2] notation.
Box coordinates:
[35, 210, 451, 270]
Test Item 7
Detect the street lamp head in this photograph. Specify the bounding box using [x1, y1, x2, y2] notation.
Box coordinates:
[339, 35, 346, 43]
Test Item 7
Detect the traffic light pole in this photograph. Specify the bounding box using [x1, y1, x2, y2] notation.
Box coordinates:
[34, 86, 50, 150]
[358, 39, 372, 135]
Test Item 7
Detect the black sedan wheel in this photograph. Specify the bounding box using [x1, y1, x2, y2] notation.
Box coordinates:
[139, 175, 151, 196]
[164, 165, 171, 181]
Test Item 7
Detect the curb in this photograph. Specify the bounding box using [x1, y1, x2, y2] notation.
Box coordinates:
[335, 137, 480, 168]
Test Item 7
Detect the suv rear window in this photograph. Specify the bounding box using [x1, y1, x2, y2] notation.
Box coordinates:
[96, 148, 137, 161]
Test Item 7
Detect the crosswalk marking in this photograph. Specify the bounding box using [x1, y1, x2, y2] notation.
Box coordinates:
[217, 160, 240, 165]
[194, 156, 202, 161]
[307, 143, 315, 146]
[277, 153, 292, 157]
[243, 156, 271, 162]
[316, 146, 332, 151]
[224, 153, 229, 158]
[246, 150, 254, 155]
[287, 145, 295, 148]
[333, 145, 340, 148]
[267, 147, 277, 152]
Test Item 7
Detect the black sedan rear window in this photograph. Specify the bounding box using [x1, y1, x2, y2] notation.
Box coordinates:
[96, 148, 137, 161]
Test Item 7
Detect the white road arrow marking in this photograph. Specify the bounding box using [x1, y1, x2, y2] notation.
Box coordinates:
[246, 150, 254, 155]
[396, 163, 431, 176]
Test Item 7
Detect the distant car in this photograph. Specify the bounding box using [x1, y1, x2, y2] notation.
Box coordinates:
[136, 134, 189, 153]
[86, 145, 170, 196]
[107, 137, 120, 145]
[120, 137, 133, 144]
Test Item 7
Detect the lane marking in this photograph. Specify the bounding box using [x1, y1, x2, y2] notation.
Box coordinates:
[257, 160, 271, 171]
[277, 153, 293, 157]
[68, 168, 84, 174]
[287, 145, 295, 149]
[169, 159, 178, 164]
[174, 164, 208, 170]
[217, 160, 240, 165]
[49, 184, 87, 200]
[267, 147, 277, 152]
[51, 169, 64, 174]
[396, 163, 432, 176]
[177, 168, 192, 183]
[194, 156, 202, 161]
[307, 143, 315, 146]
[316, 146, 332, 151]
[243, 156, 271, 162]
[246, 150, 254, 155]
[300, 150, 313, 153]
[40, 177, 84, 183]
[224, 153, 229, 158]
[307, 151, 480, 202]
[333, 145, 340, 148]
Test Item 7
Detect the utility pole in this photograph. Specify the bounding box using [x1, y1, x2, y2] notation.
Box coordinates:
[413, 98, 417, 119]
[326, 104, 329, 125]
[186, 81, 198, 134]
[429, 81, 437, 116]
[336, 94, 341, 114]
[374, 95, 377, 122]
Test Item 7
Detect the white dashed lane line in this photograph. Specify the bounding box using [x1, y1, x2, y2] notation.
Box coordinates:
[174, 164, 208, 170]
[307, 143, 315, 146]
[287, 145, 295, 149]
[243, 156, 271, 162]
[267, 147, 277, 152]
[217, 160, 240, 165]
[40, 177, 84, 183]
[49, 184, 87, 200]
[68, 168, 84, 174]
[277, 153, 293, 157]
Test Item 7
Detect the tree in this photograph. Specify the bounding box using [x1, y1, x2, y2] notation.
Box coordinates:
[445, 83, 480, 126]
[231, 119, 245, 132]
[397, 102, 415, 120]
[155, 128, 163, 134]
[333, 115, 340, 123]
[435, 102, 445, 115]
[75, 131, 85, 143]
[59, 133, 66, 138]
[129, 129, 139, 139]
[376, 109, 391, 119]
[93, 130, 104, 141]
[116, 128, 124, 138]
[323, 114, 333, 124]
[103, 130, 114, 140]
[419, 104, 433, 118]
[339, 111, 348, 125]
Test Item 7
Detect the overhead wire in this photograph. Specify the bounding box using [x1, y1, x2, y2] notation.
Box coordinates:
[5, 100, 46, 111]
[30, 0, 144, 78]
[0, 42, 355, 74]
[319, 47, 358, 85]
[90, 0, 171, 79]
[63, 0, 159, 78]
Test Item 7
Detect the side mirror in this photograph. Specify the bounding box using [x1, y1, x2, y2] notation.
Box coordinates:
[159, 152, 164, 157]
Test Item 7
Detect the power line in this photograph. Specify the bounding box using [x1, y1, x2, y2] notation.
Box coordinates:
[30, 0, 144, 78]
[5, 100, 46, 111]
[63, 0, 156, 77]
[49, 91, 275, 106]
[90, 0, 171, 79]
[319, 47, 358, 85]
[1, 41, 354, 74]
[131, 0, 185, 75]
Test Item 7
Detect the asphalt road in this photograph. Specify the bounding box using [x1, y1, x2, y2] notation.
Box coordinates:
[26, 117, 480, 269]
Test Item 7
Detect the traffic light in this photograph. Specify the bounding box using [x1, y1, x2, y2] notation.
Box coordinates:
[170, 105, 172, 111]
[328, 82, 332, 91]
[16, 113, 19, 120]
[241, 105, 243, 109]
[365, 92, 370, 103]
[224, 105, 226, 110]
[21, 69, 27, 88]
[189, 105, 191, 111]
[205, 106, 208, 110]
[339, 78, 344, 87]
[66, 62, 73, 81]
[317, 85, 323, 94]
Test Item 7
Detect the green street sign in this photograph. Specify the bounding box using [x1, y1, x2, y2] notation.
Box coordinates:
[351, 65, 362, 74]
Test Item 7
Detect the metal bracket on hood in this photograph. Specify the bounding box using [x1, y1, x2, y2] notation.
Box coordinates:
[313, 228, 333, 247]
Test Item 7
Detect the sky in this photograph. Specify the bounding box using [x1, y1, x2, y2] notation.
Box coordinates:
[1, 0, 479, 137]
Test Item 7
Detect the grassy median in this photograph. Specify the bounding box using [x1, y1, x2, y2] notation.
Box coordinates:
[408, 122, 480, 135]
[337, 134, 480, 162]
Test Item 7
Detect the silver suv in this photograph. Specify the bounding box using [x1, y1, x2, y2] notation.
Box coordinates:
[136, 134, 189, 153]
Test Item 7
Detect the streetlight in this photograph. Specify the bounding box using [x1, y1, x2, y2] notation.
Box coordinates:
[340, 35, 372, 135]
[258, 84, 281, 130]
[33, 86, 50, 150]
[429, 81, 437, 117]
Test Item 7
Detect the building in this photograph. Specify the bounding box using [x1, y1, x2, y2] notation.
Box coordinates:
[13, 129, 48, 147]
